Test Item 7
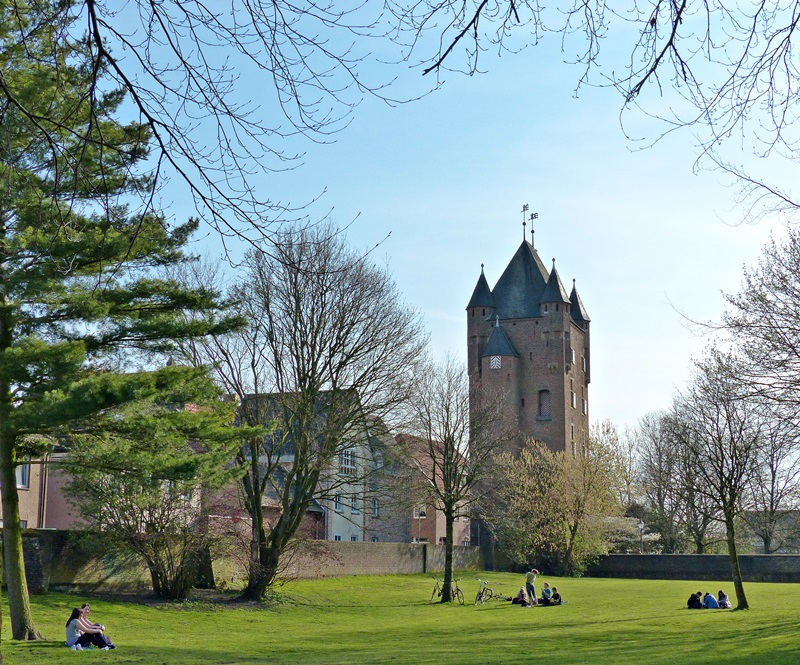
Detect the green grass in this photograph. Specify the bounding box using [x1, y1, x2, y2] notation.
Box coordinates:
[3, 574, 800, 664]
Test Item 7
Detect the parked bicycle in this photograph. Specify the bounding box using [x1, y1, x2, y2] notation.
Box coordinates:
[431, 577, 465, 604]
[474, 578, 495, 605]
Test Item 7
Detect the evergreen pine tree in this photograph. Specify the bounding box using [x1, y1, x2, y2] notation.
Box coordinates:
[0, 2, 239, 639]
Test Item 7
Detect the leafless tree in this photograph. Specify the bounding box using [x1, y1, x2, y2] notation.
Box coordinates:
[6, 1, 412, 251]
[744, 406, 800, 553]
[175, 224, 427, 598]
[388, 1, 800, 215]
[400, 355, 507, 603]
[721, 228, 800, 400]
[594, 419, 638, 514]
[635, 411, 689, 553]
[677, 348, 765, 610]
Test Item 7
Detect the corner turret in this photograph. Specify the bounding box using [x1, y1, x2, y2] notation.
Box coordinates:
[466, 264, 495, 313]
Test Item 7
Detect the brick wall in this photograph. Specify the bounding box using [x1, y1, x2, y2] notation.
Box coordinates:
[587, 554, 800, 583]
[18, 530, 484, 592]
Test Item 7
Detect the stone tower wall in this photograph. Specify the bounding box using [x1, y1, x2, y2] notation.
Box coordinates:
[467, 294, 590, 454]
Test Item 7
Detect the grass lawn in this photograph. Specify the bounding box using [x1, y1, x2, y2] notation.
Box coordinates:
[2, 573, 799, 664]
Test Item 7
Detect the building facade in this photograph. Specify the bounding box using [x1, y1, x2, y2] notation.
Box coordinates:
[467, 228, 591, 453]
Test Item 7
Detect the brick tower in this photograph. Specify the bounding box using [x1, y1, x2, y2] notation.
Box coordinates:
[466, 224, 590, 453]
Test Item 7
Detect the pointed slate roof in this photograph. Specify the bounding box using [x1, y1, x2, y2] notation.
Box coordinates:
[570, 279, 591, 323]
[490, 241, 549, 319]
[482, 318, 519, 357]
[540, 260, 570, 304]
[466, 265, 495, 309]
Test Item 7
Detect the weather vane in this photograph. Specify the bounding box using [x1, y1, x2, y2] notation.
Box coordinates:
[522, 204, 529, 239]
[530, 211, 538, 246]
[522, 205, 539, 244]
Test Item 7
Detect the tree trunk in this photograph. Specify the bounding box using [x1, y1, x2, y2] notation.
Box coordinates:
[195, 484, 216, 589]
[243, 515, 285, 600]
[441, 510, 455, 603]
[725, 514, 749, 610]
[762, 531, 772, 555]
[0, 527, 4, 662]
[0, 434, 41, 640]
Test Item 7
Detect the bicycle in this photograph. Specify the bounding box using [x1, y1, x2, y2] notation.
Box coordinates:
[431, 577, 465, 605]
[474, 578, 495, 605]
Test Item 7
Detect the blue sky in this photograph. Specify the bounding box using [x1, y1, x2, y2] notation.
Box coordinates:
[178, 30, 786, 431]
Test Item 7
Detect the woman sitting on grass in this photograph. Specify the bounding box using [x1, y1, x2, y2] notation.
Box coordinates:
[512, 587, 529, 605]
[718, 590, 732, 609]
[65, 608, 116, 650]
[551, 587, 563, 605]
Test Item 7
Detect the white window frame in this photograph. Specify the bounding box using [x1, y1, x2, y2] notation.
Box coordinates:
[340, 448, 356, 475]
[15, 463, 30, 489]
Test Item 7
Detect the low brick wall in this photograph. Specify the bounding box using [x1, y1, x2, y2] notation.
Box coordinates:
[21, 531, 152, 593]
[587, 554, 800, 583]
[281, 541, 482, 579]
[19, 530, 484, 592]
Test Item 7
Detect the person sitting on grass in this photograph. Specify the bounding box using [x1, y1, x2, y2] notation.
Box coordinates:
[703, 592, 720, 609]
[512, 587, 529, 605]
[540, 582, 553, 606]
[66, 608, 114, 651]
[78, 603, 116, 649]
[717, 590, 732, 609]
[551, 587, 563, 605]
[687, 592, 703, 609]
[79, 603, 105, 633]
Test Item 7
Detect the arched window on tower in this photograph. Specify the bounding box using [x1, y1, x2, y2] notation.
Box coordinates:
[538, 390, 551, 419]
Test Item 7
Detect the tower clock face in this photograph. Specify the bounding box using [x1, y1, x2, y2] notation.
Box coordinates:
[490, 356, 501, 370]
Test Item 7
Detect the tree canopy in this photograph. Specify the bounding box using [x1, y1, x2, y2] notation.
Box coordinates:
[0, 1, 240, 639]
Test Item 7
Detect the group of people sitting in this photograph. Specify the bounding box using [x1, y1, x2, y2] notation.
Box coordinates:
[511, 582, 564, 607]
[65, 603, 116, 650]
[687, 590, 732, 610]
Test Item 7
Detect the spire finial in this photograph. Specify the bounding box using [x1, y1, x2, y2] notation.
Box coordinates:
[495, 315, 500, 328]
[552, 258, 556, 269]
[521, 203, 529, 240]
[481, 263, 484, 273]
[529, 212, 538, 246]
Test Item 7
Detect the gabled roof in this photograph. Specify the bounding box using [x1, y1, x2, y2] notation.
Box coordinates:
[540, 261, 570, 304]
[570, 280, 591, 323]
[466, 266, 495, 309]
[490, 241, 549, 319]
[481, 319, 519, 357]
